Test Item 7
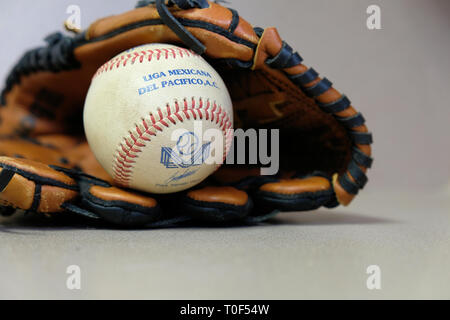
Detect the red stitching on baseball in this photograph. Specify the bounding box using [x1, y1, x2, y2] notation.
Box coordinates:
[93, 47, 195, 79]
[112, 98, 232, 186]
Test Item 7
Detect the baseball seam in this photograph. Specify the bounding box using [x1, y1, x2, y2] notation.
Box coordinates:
[112, 97, 233, 187]
[94, 47, 195, 79]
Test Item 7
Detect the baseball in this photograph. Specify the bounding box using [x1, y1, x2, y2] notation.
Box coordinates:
[84, 43, 233, 194]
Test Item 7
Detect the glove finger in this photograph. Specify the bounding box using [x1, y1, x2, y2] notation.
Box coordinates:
[0, 157, 78, 214]
[254, 173, 339, 212]
[74, 181, 162, 227]
[212, 167, 337, 213]
[183, 186, 252, 223]
[0, 137, 162, 227]
[43, 165, 163, 227]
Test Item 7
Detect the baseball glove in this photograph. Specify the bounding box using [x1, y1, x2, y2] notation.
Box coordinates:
[0, 0, 373, 227]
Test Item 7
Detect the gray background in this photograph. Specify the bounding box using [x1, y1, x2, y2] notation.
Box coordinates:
[0, 0, 449, 299]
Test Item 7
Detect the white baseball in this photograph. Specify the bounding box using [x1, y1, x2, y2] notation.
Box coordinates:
[84, 44, 233, 194]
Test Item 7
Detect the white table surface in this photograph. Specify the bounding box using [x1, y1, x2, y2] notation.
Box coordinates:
[1, 190, 449, 299]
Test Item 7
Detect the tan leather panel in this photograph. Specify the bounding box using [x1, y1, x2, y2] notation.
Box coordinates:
[0, 98, 65, 137]
[38, 185, 77, 213]
[357, 144, 372, 157]
[188, 186, 248, 206]
[0, 137, 115, 183]
[78, 26, 185, 66]
[190, 27, 254, 59]
[284, 64, 308, 76]
[36, 135, 81, 150]
[259, 63, 318, 103]
[87, 3, 258, 45]
[2, 70, 93, 137]
[259, 176, 331, 195]
[80, 25, 254, 63]
[89, 185, 157, 208]
[0, 168, 35, 210]
[332, 173, 354, 206]
[173, 3, 234, 32]
[253, 27, 283, 70]
[86, 7, 161, 39]
[0, 157, 76, 186]
[0, 138, 67, 166]
[335, 106, 363, 120]
[174, 3, 258, 44]
[233, 18, 259, 44]
[316, 87, 342, 104]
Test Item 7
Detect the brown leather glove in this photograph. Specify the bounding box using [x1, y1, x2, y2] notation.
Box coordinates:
[0, 0, 373, 227]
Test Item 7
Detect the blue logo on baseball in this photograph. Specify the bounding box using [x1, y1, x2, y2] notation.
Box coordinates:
[160, 132, 211, 169]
